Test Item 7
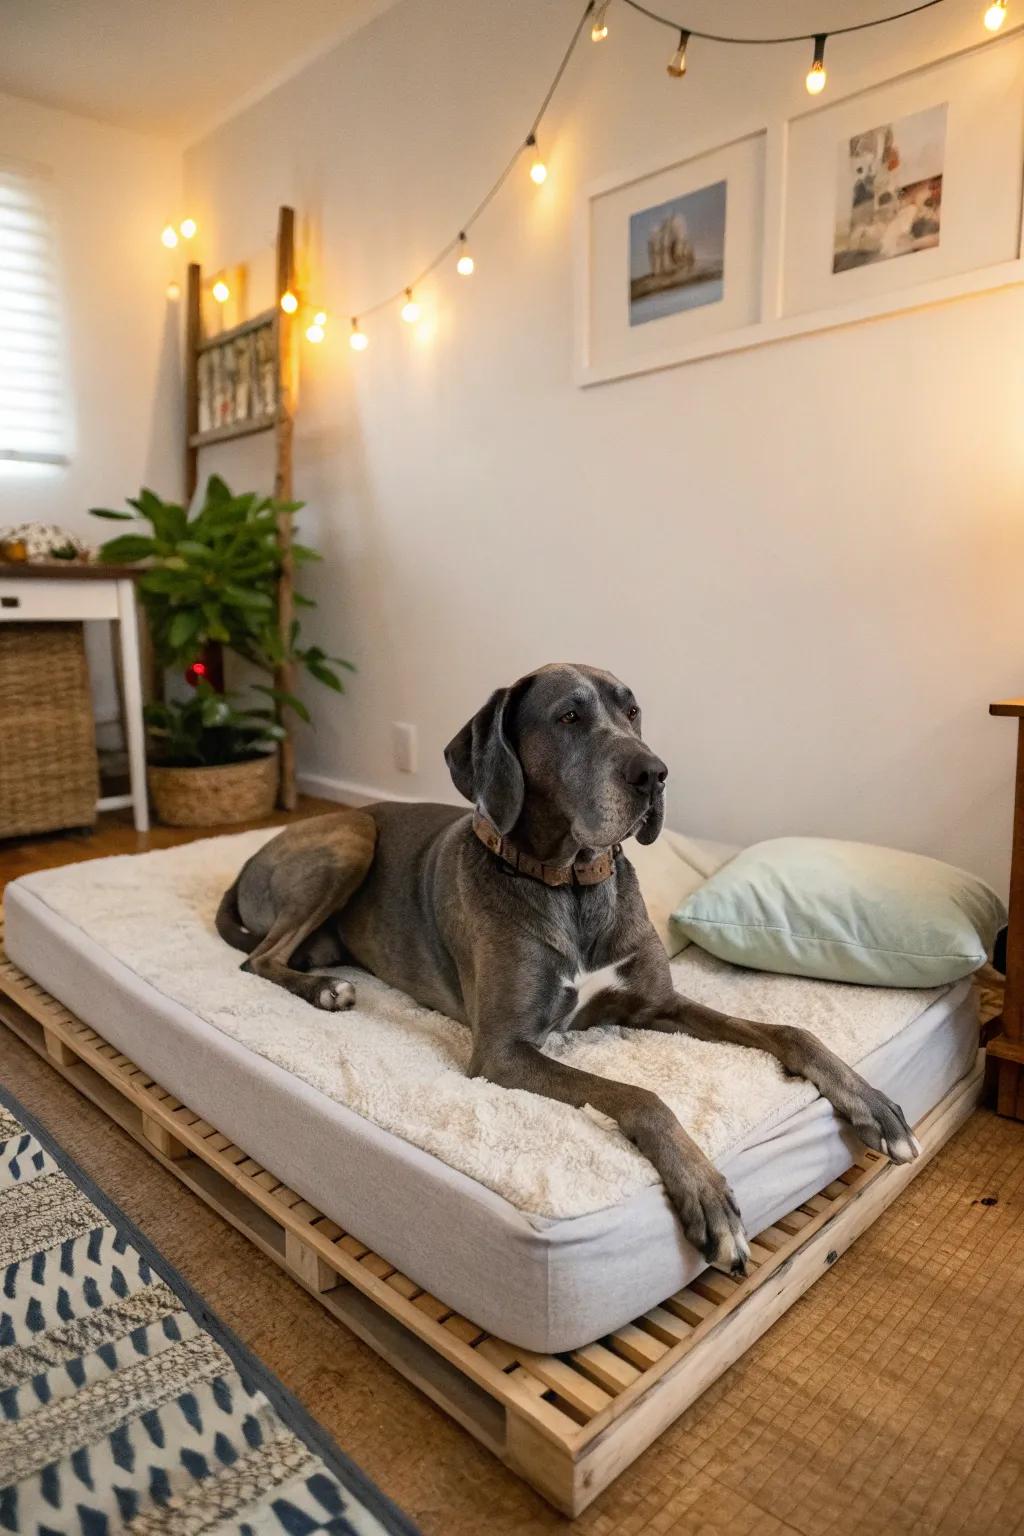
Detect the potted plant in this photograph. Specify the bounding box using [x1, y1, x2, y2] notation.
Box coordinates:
[145, 684, 285, 826]
[91, 475, 351, 826]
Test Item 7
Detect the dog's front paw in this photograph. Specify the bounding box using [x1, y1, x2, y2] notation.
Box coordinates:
[670, 1170, 750, 1277]
[315, 978, 356, 1012]
[845, 1084, 920, 1164]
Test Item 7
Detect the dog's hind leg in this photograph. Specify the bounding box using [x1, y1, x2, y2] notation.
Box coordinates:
[241, 817, 377, 1011]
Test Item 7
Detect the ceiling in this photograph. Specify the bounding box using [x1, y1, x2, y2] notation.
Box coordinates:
[0, 0, 392, 142]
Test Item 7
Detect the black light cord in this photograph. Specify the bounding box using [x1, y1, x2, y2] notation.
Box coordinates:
[618, 0, 948, 44]
[354, 0, 596, 322]
[347, 0, 954, 329]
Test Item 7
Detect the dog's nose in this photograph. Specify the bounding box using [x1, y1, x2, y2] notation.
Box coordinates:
[626, 754, 668, 795]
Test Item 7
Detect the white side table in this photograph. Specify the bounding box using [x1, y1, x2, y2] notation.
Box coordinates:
[0, 565, 149, 832]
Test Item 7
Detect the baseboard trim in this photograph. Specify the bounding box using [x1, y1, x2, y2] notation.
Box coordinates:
[296, 771, 424, 807]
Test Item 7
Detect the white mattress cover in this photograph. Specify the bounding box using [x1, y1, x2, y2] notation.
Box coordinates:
[4, 872, 978, 1354]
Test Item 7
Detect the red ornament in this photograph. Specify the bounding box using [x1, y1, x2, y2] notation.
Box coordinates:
[185, 660, 208, 687]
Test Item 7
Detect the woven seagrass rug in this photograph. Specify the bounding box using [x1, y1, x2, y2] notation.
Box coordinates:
[0, 1086, 419, 1536]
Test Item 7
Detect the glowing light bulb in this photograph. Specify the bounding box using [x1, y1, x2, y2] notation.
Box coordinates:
[526, 135, 547, 185]
[179, 217, 197, 239]
[456, 234, 474, 276]
[307, 323, 326, 343]
[401, 289, 420, 323]
[591, 1, 610, 41]
[160, 224, 178, 249]
[805, 34, 827, 94]
[280, 290, 298, 313]
[314, 311, 327, 326]
[667, 28, 689, 77]
[984, 0, 1007, 28]
[348, 318, 367, 351]
[166, 281, 181, 301]
[212, 280, 230, 303]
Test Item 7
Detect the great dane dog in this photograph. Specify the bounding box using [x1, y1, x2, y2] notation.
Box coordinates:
[216, 662, 919, 1273]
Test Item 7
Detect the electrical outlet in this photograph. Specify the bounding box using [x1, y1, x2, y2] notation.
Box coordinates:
[392, 722, 418, 774]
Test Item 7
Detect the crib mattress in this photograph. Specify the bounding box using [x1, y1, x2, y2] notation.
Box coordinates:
[4, 839, 979, 1354]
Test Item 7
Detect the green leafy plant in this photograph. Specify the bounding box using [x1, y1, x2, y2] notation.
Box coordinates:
[145, 684, 285, 768]
[90, 475, 352, 719]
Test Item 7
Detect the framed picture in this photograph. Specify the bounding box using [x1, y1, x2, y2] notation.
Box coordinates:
[831, 104, 946, 275]
[196, 319, 277, 439]
[781, 29, 1024, 320]
[577, 131, 766, 386]
[628, 180, 727, 327]
[575, 27, 1024, 385]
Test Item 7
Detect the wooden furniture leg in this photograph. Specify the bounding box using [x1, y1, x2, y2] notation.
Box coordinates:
[116, 578, 150, 833]
[274, 205, 297, 812]
[987, 699, 1024, 1116]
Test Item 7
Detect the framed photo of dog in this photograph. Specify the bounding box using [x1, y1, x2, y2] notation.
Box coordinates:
[576, 27, 1024, 386]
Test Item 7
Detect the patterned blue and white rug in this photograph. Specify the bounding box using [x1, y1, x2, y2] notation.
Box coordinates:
[0, 1086, 420, 1536]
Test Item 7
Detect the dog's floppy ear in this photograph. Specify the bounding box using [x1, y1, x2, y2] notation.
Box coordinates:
[444, 685, 525, 834]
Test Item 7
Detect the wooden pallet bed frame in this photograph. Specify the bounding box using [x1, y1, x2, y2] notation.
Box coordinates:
[0, 916, 983, 1516]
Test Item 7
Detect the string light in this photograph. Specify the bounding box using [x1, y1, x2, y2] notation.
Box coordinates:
[805, 33, 827, 93]
[984, 0, 1007, 27]
[280, 290, 299, 313]
[456, 233, 475, 275]
[160, 224, 178, 249]
[212, 280, 230, 303]
[348, 317, 367, 351]
[666, 28, 689, 76]
[166, 281, 181, 301]
[179, 218, 197, 239]
[526, 134, 548, 184]
[314, 311, 327, 326]
[401, 289, 421, 323]
[324, 0, 982, 354]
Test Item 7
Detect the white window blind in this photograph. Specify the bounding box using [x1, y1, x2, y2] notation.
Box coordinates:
[0, 162, 68, 465]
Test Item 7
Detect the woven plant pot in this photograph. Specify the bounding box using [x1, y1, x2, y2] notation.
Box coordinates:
[148, 751, 279, 828]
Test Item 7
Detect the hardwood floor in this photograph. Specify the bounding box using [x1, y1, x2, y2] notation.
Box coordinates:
[0, 796, 340, 895]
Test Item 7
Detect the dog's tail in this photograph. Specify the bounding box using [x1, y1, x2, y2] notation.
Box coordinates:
[215, 876, 258, 954]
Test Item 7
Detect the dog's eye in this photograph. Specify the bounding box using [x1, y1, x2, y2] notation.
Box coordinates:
[559, 710, 579, 724]
[626, 705, 639, 721]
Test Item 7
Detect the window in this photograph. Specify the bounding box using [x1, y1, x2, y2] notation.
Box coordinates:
[0, 162, 68, 465]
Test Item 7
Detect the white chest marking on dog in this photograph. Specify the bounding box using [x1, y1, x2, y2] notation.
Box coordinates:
[565, 958, 633, 1025]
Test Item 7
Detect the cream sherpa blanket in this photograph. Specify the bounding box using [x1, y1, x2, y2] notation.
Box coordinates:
[14, 830, 948, 1221]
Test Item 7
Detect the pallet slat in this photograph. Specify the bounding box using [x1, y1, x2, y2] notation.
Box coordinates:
[513, 1353, 612, 1418]
[569, 1342, 641, 1394]
[640, 1305, 694, 1346]
[606, 1323, 669, 1370]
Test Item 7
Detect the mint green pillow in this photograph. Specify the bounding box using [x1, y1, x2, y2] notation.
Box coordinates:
[671, 837, 1006, 987]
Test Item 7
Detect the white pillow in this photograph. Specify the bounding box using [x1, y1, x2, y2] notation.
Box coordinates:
[672, 836, 1006, 986]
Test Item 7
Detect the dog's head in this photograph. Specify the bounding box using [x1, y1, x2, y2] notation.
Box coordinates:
[444, 663, 667, 852]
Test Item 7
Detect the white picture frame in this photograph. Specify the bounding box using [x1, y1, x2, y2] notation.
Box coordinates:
[575, 26, 1024, 387]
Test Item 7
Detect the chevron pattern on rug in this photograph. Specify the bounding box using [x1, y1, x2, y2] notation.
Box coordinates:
[0, 1098, 417, 1536]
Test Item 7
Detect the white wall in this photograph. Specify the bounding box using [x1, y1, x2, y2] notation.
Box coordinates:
[0, 90, 182, 534]
[183, 0, 1024, 893]
[0, 91, 181, 725]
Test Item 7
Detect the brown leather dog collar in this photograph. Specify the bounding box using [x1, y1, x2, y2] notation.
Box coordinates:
[472, 810, 619, 887]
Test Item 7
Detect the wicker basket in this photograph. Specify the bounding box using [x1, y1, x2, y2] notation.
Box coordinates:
[0, 622, 99, 839]
[148, 751, 279, 828]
